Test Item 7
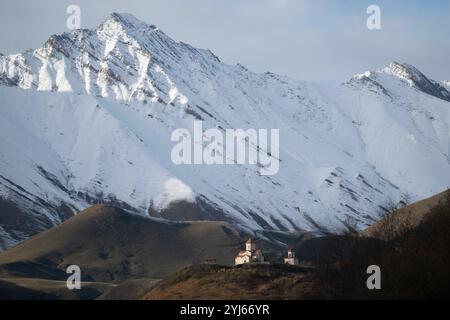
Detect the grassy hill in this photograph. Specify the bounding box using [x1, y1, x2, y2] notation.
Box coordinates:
[0, 205, 246, 299]
[324, 189, 450, 299]
[142, 264, 324, 300]
[363, 189, 450, 240]
[140, 190, 450, 300]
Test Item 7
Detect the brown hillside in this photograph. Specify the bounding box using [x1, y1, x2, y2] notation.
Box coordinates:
[142, 264, 324, 300]
[363, 189, 450, 240]
[0, 205, 242, 282]
[142, 190, 450, 300]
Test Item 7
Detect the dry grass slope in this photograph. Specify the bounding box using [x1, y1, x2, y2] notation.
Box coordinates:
[0, 205, 243, 287]
[142, 190, 450, 300]
[143, 264, 324, 300]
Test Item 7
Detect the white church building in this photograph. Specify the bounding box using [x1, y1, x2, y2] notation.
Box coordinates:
[284, 247, 299, 265]
[234, 238, 266, 265]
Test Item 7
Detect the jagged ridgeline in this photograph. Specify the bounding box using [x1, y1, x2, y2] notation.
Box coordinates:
[1, 13, 450, 251]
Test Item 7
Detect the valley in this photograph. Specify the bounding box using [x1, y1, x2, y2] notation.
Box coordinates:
[0, 189, 448, 300]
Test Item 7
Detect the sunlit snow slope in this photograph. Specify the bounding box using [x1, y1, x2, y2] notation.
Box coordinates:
[0, 13, 449, 250]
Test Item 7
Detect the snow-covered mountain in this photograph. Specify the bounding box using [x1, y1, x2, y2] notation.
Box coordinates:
[442, 80, 450, 90]
[1, 13, 450, 251]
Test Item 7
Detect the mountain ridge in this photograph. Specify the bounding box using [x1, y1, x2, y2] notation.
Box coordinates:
[0, 13, 449, 251]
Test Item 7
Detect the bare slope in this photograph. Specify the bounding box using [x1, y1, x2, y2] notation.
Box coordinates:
[142, 190, 450, 300]
[363, 189, 450, 240]
[142, 264, 323, 300]
[0, 205, 242, 282]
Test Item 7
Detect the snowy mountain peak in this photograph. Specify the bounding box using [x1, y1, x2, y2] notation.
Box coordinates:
[382, 62, 450, 102]
[0, 13, 197, 103]
[99, 12, 159, 37]
[442, 80, 450, 89]
[383, 61, 426, 83]
[348, 62, 450, 102]
[109, 12, 154, 27]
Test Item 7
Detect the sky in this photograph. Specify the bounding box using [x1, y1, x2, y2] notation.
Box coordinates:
[0, 0, 449, 82]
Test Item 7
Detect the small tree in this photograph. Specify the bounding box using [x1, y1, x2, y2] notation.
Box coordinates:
[376, 196, 412, 241]
[342, 215, 359, 236]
